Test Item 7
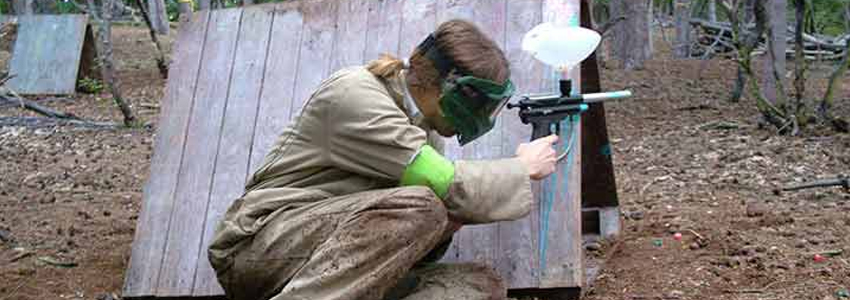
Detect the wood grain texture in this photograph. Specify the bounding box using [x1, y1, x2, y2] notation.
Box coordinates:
[452, 0, 507, 276]
[363, 0, 403, 60]
[539, 0, 584, 288]
[248, 1, 304, 173]
[289, 0, 338, 117]
[155, 8, 242, 297]
[329, 0, 370, 73]
[434, 0, 472, 263]
[497, 0, 545, 289]
[193, 5, 275, 296]
[7, 15, 88, 95]
[123, 10, 211, 298]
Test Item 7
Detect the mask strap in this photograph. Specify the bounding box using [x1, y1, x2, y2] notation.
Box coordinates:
[416, 34, 459, 77]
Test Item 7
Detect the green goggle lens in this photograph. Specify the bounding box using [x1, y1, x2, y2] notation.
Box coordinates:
[440, 76, 515, 145]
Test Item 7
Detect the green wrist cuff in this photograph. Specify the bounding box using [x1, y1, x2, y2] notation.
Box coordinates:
[400, 145, 455, 199]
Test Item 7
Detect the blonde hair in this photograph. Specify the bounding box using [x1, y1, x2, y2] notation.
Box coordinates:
[366, 54, 405, 80]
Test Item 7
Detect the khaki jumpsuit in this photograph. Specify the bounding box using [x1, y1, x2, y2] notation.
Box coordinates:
[208, 66, 532, 300]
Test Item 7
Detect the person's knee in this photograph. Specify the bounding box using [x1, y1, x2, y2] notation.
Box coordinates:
[388, 186, 449, 235]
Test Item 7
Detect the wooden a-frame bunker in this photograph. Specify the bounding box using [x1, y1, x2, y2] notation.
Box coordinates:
[123, 0, 621, 299]
[3, 14, 99, 95]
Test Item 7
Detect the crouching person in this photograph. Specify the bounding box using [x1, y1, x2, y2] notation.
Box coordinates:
[208, 19, 559, 300]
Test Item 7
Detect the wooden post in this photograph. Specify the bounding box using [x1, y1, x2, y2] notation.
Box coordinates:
[580, 0, 619, 214]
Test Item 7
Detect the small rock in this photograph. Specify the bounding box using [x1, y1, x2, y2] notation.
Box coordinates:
[585, 242, 602, 251]
[0, 228, 12, 244]
[625, 210, 645, 220]
[746, 202, 767, 217]
[689, 242, 701, 250]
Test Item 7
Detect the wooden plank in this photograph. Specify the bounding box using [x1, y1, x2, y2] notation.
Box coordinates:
[497, 0, 545, 289]
[434, 0, 472, 264]
[539, 0, 583, 288]
[329, 0, 370, 73]
[193, 5, 275, 297]
[448, 0, 507, 276]
[248, 1, 305, 172]
[363, 0, 403, 60]
[155, 8, 243, 297]
[122, 10, 211, 298]
[288, 0, 338, 117]
[398, 0, 437, 57]
[7, 15, 87, 95]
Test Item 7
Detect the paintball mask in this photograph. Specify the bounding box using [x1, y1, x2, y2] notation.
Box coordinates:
[416, 34, 515, 146]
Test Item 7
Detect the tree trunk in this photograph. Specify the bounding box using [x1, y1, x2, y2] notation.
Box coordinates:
[762, 0, 786, 107]
[12, 0, 33, 15]
[198, 0, 210, 11]
[820, 4, 850, 121]
[708, 0, 717, 22]
[674, 0, 692, 58]
[792, 0, 806, 106]
[135, 0, 169, 78]
[32, 0, 56, 13]
[146, 0, 169, 34]
[87, 0, 137, 126]
[610, 0, 653, 70]
[178, 0, 193, 22]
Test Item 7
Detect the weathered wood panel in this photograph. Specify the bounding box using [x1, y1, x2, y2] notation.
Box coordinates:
[248, 2, 304, 172]
[455, 0, 508, 275]
[329, 0, 371, 72]
[363, 0, 403, 59]
[289, 0, 338, 117]
[497, 0, 546, 289]
[193, 5, 275, 296]
[7, 15, 88, 95]
[155, 8, 242, 297]
[123, 10, 211, 298]
[538, 0, 583, 288]
[125, 0, 593, 297]
[434, 0, 474, 263]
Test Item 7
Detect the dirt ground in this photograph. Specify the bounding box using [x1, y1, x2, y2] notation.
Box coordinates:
[1, 25, 848, 300]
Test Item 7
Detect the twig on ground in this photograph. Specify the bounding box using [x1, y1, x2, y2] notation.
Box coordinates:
[640, 175, 671, 195]
[804, 249, 843, 257]
[0, 90, 80, 120]
[686, 229, 705, 241]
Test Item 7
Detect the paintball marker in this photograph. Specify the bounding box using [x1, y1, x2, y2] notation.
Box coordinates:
[507, 79, 632, 142]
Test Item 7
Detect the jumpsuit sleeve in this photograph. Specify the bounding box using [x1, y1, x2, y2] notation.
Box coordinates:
[326, 78, 428, 180]
[327, 73, 533, 224]
[447, 159, 533, 224]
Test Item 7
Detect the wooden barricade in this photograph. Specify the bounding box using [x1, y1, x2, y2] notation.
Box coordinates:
[123, 1, 618, 298]
[6, 14, 98, 95]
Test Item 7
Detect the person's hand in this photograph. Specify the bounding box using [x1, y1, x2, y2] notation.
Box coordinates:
[515, 135, 559, 180]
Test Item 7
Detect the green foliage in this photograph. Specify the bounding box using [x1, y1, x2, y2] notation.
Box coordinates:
[806, 0, 849, 36]
[78, 77, 105, 94]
